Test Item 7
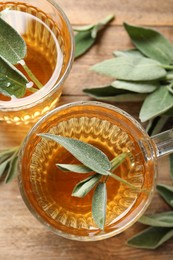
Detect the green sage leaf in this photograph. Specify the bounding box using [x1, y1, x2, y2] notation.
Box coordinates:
[127, 227, 173, 249]
[124, 23, 173, 65]
[111, 153, 127, 171]
[72, 174, 101, 198]
[57, 163, 92, 173]
[113, 49, 145, 58]
[91, 14, 114, 38]
[157, 183, 173, 208]
[140, 86, 173, 122]
[39, 134, 111, 176]
[91, 56, 166, 81]
[0, 17, 26, 64]
[146, 116, 169, 136]
[75, 30, 95, 59]
[139, 211, 173, 227]
[83, 85, 147, 102]
[0, 159, 9, 178]
[111, 80, 158, 93]
[74, 14, 114, 59]
[5, 155, 18, 183]
[92, 182, 107, 230]
[0, 55, 27, 98]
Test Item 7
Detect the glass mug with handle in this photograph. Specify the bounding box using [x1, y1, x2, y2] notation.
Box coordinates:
[0, 0, 74, 124]
[18, 101, 173, 241]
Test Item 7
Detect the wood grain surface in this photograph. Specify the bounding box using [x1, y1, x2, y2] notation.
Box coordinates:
[0, 0, 173, 259]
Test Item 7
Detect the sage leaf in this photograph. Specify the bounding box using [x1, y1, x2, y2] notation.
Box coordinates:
[157, 183, 173, 208]
[91, 14, 114, 39]
[92, 182, 107, 230]
[167, 84, 173, 95]
[109, 172, 141, 190]
[146, 116, 169, 136]
[124, 23, 173, 65]
[5, 155, 18, 183]
[57, 163, 92, 173]
[0, 55, 27, 98]
[111, 80, 158, 93]
[83, 85, 147, 102]
[91, 56, 166, 81]
[74, 14, 114, 59]
[0, 160, 9, 178]
[72, 174, 101, 198]
[113, 49, 145, 58]
[0, 17, 26, 64]
[127, 227, 173, 249]
[110, 153, 127, 171]
[140, 86, 173, 122]
[139, 211, 173, 227]
[170, 154, 173, 182]
[39, 134, 111, 176]
[75, 30, 95, 59]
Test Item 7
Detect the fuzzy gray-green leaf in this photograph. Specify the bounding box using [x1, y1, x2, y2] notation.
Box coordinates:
[140, 86, 173, 122]
[39, 134, 111, 176]
[72, 174, 101, 197]
[75, 30, 95, 59]
[127, 227, 173, 249]
[0, 17, 26, 64]
[92, 182, 107, 230]
[57, 163, 92, 173]
[113, 49, 145, 58]
[0, 55, 27, 98]
[124, 23, 173, 65]
[111, 80, 158, 93]
[157, 183, 173, 208]
[83, 85, 147, 102]
[91, 56, 166, 81]
[139, 211, 173, 227]
[5, 155, 18, 183]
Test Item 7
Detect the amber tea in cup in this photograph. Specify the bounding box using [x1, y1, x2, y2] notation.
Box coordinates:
[0, 0, 74, 124]
[18, 101, 173, 241]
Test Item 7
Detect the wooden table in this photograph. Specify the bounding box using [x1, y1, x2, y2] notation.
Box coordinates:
[0, 0, 173, 259]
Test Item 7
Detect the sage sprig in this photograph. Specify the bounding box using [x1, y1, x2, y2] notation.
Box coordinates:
[0, 146, 19, 183]
[74, 14, 114, 59]
[84, 22, 173, 133]
[0, 15, 42, 98]
[39, 134, 143, 230]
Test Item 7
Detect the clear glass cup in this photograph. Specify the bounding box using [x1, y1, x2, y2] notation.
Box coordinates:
[18, 101, 173, 241]
[0, 0, 74, 125]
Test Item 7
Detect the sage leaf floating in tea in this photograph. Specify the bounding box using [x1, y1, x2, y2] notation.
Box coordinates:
[0, 55, 27, 98]
[0, 17, 26, 64]
[57, 163, 92, 173]
[39, 134, 111, 176]
[124, 23, 173, 65]
[74, 14, 114, 59]
[127, 227, 173, 249]
[92, 182, 107, 230]
[72, 174, 101, 198]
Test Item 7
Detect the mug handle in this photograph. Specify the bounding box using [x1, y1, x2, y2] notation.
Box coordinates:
[151, 129, 173, 158]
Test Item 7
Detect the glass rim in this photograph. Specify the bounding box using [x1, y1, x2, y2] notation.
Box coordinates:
[0, 0, 75, 111]
[18, 100, 157, 241]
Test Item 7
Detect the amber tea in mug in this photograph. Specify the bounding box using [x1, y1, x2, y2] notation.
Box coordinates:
[17, 101, 173, 241]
